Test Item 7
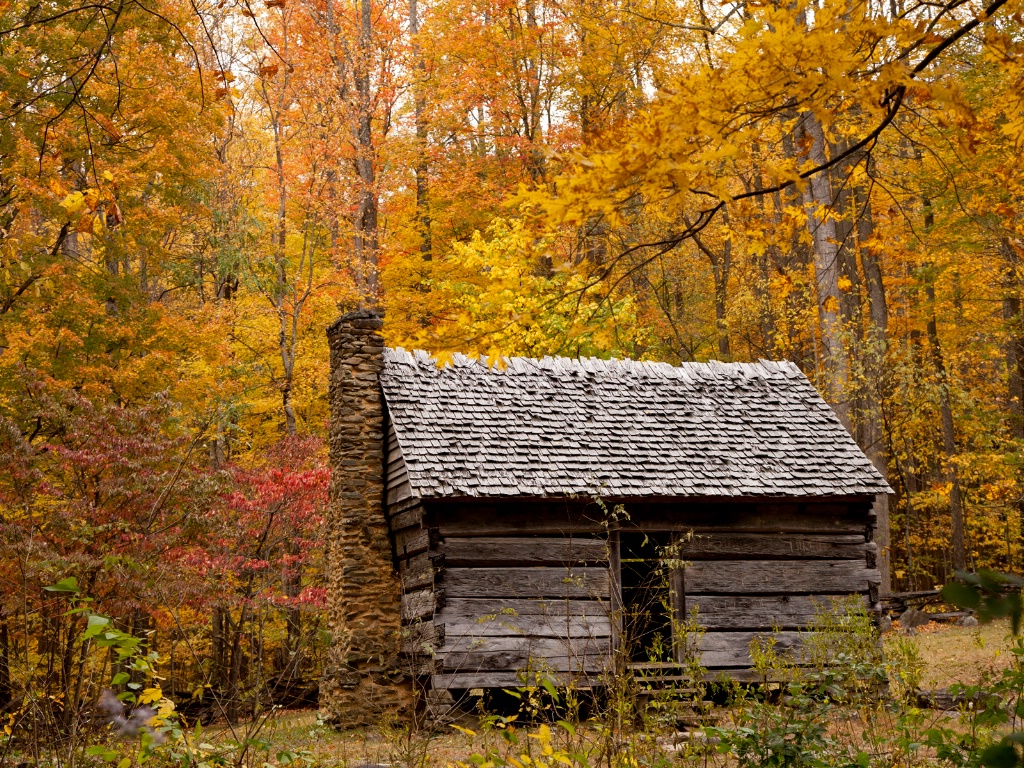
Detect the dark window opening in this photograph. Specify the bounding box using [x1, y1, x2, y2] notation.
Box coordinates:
[620, 532, 682, 663]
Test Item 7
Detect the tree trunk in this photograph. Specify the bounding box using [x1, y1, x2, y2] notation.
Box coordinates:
[353, 0, 380, 300]
[750, 149, 778, 355]
[1001, 238, 1024, 439]
[225, 608, 246, 723]
[0, 612, 10, 709]
[925, 275, 967, 572]
[266, 43, 299, 438]
[410, 0, 431, 260]
[280, 540, 302, 683]
[799, 113, 851, 431]
[855, 179, 891, 594]
[212, 606, 226, 692]
[692, 228, 731, 359]
[999, 238, 1024, 569]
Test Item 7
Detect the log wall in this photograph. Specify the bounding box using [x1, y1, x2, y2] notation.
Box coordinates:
[680, 500, 881, 671]
[430, 532, 613, 690]
[385, 495, 881, 691]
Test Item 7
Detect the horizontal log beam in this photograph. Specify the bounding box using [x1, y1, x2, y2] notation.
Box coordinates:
[680, 534, 866, 560]
[441, 537, 608, 566]
[685, 560, 879, 594]
[432, 504, 872, 537]
[435, 508, 606, 536]
[388, 504, 423, 533]
[698, 631, 803, 668]
[402, 589, 436, 622]
[440, 614, 612, 640]
[437, 635, 610, 672]
[395, 527, 429, 558]
[687, 594, 869, 630]
[444, 567, 610, 599]
[399, 553, 434, 591]
[442, 598, 608, 618]
[431, 672, 603, 690]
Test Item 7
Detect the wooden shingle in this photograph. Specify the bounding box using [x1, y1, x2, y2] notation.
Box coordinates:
[381, 349, 891, 499]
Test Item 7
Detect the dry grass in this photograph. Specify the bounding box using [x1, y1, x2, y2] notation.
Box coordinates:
[888, 617, 1017, 689]
[212, 709, 477, 766]
[237, 618, 1017, 765]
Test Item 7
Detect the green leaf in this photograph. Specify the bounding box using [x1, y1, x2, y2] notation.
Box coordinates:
[85, 746, 118, 763]
[44, 577, 79, 594]
[941, 582, 980, 611]
[112, 672, 130, 686]
[981, 742, 1021, 768]
[557, 719, 577, 736]
[540, 676, 560, 701]
[83, 614, 113, 640]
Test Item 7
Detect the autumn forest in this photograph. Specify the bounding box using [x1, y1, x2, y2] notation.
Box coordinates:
[1, 0, 1023, 732]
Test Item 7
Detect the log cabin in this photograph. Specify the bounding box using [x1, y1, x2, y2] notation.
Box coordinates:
[319, 310, 891, 727]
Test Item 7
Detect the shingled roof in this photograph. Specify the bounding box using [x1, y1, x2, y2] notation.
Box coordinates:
[380, 349, 891, 499]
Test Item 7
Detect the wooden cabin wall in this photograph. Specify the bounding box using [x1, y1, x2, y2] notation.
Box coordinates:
[670, 500, 881, 675]
[385, 419, 437, 680]
[425, 502, 613, 691]
[386, 490, 881, 690]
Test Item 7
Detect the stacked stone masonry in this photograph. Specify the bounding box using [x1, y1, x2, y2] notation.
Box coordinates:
[320, 310, 413, 728]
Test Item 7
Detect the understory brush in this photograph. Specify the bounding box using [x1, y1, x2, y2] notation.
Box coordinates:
[446, 599, 1024, 768]
[7, 598, 1023, 768]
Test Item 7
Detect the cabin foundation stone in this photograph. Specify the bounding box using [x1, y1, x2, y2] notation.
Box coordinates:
[320, 309, 413, 728]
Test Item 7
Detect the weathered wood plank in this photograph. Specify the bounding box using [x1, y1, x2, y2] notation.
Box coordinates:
[444, 567, 610, 599]
[686, 560, 880, 594]
[402, 589, 436, 622]
[680, 534, 867, 560]
[440, 635, 607, 655]
[442, 598, 608, 618]
[389, 505, 423, 533]
[629, 511, 868, 535]
[435, 508, 606, 536]
[441, 537, 607, 567]
[440, 614, 611, 640]
[395, 527, 429, 558]
[698, 631, 803, 668]
[385, 421, 414, 504]
[687, 595, 869, 630]
[437, 636, 610, 672]
[387, 478, 414, 505]
[387, 464, 408, 487]
[608, 529, 623, 661]
[388, 495, 421, 515]
[431, 672, 603, 690]
[401, 621, 439, 655]
[434, 505, 871, 537]
[399, 553, 434, 591]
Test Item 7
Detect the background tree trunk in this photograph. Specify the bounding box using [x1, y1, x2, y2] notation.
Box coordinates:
[353, 0, 380, 300]
[410, 0, 431, 260]
[800, 113, 851, 431]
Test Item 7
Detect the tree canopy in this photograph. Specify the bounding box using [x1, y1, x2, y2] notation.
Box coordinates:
[1, 0, 1023, 720]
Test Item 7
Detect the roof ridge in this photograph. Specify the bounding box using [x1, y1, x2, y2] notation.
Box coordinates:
[384, 347, 794, 380]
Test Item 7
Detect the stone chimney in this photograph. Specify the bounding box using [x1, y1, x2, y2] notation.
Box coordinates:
[320, 309, 412, 727]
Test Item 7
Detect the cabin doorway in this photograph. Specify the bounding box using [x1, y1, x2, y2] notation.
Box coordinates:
[619, 532, 686, 665]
